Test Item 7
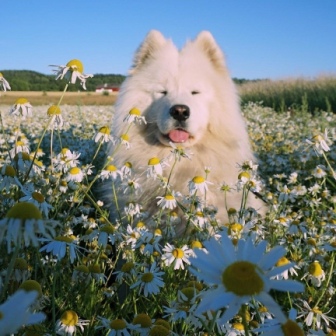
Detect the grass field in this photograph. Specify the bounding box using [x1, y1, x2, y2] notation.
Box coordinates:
[0, 90, 118, 105]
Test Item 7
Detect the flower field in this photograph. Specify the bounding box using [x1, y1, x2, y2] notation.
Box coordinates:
[0, 68, 336, 335]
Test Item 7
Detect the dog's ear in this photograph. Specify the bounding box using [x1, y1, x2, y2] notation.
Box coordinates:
[193, 31, 227, 73]
[131, 30, 167, 72]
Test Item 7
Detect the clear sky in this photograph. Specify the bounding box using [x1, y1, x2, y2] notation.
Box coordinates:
[1, 0, 336, 79]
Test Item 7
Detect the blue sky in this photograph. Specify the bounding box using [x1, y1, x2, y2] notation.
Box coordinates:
[1, 0, 336, 79]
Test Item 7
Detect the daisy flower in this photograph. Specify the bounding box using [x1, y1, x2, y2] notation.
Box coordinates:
[123, 107, 147, 125]
[114, 261, 137, 284]
[50, 59, 93, 90]
[0, 72, 11, 91]
[132, 313, 153, 336]
[306, 130, 332, 155]
[96, 316, 133, 336]
[301, 260, 326, 287]
[19, 188, 53, 218]
[100, 164, 121, 181]
[94, 126, 115, 143]
[130, 262, 165, 297]
[120, 133, 131, 149]
[0, 202, 57, 253]
[66, 166, 84, 183]
[146, 157, 165, 179]
[162, 243, 193, 270]
[190, 233, 304, 324]
[157, 193, 178, 210]
[296, 300, 336, 330]
[0, 164, 19, 192]
[9, 98, 33, 119]
[54, 148, 81, 173]
[55, 310, 89, 335]
[88, 223, 122, 247]
[272, 256, 300, 280]
[39, 235, 82, 263]
[312, 165, 327, 179]
[0, 290, 45, 335]
[188, 175, 211, 195]
[47, 105, 64, 129]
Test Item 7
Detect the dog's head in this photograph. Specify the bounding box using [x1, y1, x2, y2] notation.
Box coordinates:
[115, 30, 237, 148]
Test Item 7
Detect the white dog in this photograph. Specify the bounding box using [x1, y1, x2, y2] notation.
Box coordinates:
[103, 30, 265, 231]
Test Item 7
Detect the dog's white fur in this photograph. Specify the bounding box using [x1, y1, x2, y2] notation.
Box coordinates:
[105, 30, 264, 226]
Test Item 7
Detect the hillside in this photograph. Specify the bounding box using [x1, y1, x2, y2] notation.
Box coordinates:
[0, 70, 125, 92]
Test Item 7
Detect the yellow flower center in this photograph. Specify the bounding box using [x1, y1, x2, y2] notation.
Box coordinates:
[276, 256, 290, 267]
[121, 134, 129, 141]
[19, 280, 43, 298]
[15, 97, 29, 105]
[281, 319, 304, 336]
[136, 221, 146, 228]
[258, 305, 268, 313]
[228, 208, 237, 215]
[110, 319, 126, 330]
[192, 176, 205, 184]
[172, 248, 184, 259]
[229, 223, 243, 234]
[129, 107, 141, 116]
[99, 126, 110, 134]
[232, 323, 244, 331]
[69, 167, 81, 175]
[14, 258, 28, 270]
[60, 310, 79, 326]
[61, 148, 69, 155]
[307, 238, 317, 246]
[165, 194, 175, 200]
[100, 224, 115, 234]
[88, 264, 102, 274]
[181, 287, 198, 301]
[141, 272, 154, 283]
[66, 59, 84, 73]
[32, 192, 45, 203]
[125, 161, 132, 168]
[55, 235, 75, 243]
[154, 319, 171, 330]
[75, 265, 89, 273]
[238, 171, 251, 180]
[309, 261, 323, 276]
[191, 240, 203, 249]
[121, 261, 134, 273]
[312, 307, 322, 314]
[154, 228, 162, 236]
[222, 261, 264, 296]
[16, 140, 25, 147]
[47, 105, 61, 115]
[106, 165, 117, 172]
[148, 157, 160, 165]
[133, 313, 152, 328]
[149, 325, 170, 336]
[6, 202, 42, 220]
[3, 165, 16, 177]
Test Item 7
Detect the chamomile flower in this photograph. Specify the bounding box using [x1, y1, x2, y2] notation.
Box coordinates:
[100, 164, 121, 181]
[157, 193, 178, 210]
[301, 260, 326, 287]
[39, 235, 82, 263]
[0, 202, 57, 253]
[297, 300, 336, 330]
[96, 316, 133, 336]
[0, 290, 45, 335]
[190, 233, 304, 324]
[312, 165, 327, 179]
[0, 72, 11, 91]
[47, 105, 64, 129]
[272, 256, 300, 280]
[50, 59, 93, 90]
[94, 126, 115, 143]
[123, 107, 147, 125]
[132, 313, 153, 336]
[89, 223, 122, 247]
[306, 130, 332, 155]
[55, 310, 89, 335]
[162, 243, 193, 270]
[9, 98, 33, 119]
[130, 262, 165, 297]
[0, 164, 19, 192]
[54, 148, 81, 172]
[146, 157, 167, 179]
[120, 133, 131, 149]
[114, 261, 137, 284]
[66, 166, 84, 182]
[188, 175, 211, 195]
[19, 188, 53, 218]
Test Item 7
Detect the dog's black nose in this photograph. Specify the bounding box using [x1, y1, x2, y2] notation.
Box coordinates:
[169, 104, 190, 121]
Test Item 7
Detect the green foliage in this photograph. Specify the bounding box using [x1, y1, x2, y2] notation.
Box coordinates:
[0, 70, 125, 92]
[239, 76, 336, 112]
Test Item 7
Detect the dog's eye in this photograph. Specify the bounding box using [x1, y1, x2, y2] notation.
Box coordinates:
[160, 90, 168, 95]
[191, 91, 200, 95]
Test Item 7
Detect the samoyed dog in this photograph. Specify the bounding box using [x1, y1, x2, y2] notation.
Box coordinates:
[104, 30, 265, 231]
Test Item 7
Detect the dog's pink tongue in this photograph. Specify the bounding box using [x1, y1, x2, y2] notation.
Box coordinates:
[168, 130, 189, 143]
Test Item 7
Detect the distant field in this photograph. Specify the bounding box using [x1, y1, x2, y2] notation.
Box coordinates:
[0, 91, 118, 105]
